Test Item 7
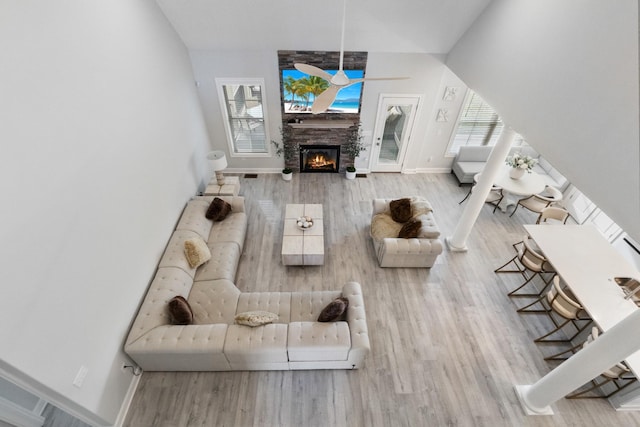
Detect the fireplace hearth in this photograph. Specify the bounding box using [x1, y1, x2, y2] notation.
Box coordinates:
[300, 145, 340, 173]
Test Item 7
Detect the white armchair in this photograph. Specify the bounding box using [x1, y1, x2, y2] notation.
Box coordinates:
[370, 198, 443, 268]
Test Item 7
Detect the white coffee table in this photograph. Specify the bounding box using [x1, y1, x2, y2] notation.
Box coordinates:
[282, 204, 324, 266]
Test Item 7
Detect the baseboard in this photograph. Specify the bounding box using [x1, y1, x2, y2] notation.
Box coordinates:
[113, 374, 141, 427]
[224, 168, 452, 175]
[225, 167, 282, 174]
[414, 167, 452, 173]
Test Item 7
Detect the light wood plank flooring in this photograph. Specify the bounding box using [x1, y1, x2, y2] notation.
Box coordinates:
[123, 172, 640, 427]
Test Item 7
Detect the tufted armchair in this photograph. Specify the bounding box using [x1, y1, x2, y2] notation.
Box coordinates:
[370, 197, 443, 268]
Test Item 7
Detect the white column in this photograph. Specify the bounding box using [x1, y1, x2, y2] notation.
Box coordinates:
[516, 309, 640, 415]
[445, 127, 516, 251]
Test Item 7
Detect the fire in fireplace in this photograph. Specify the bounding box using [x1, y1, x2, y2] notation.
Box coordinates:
[300, 145, 340, 173]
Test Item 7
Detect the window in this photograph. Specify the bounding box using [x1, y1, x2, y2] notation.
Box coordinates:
[446, 90, 505, 155]
[216, 78, 269, 156]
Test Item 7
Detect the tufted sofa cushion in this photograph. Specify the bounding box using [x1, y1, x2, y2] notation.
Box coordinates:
[224, 323, 290, 370]
[288, 322, 351, 361]
[158, 230, 204, 278]
[175, 200, 213, 240]
[188, 279, 241, 325]
[236, 292, 292, 323]
[193, 242, 240, 282]
[125, 324, 231, 371]
[208, 212, 248, 252]
[290, 291, 342, 322]
[126, 267, 193, 345]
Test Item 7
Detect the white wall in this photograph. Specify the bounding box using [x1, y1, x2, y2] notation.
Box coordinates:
[189, 50, 459, 173]
[190, 50, 283, 172]
[446, 0, 640, 242]
[0, 1, 210, 425]
[358, 53, 458, 172]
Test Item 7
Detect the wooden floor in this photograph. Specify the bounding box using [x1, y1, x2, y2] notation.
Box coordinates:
[122, 172, 640, 427]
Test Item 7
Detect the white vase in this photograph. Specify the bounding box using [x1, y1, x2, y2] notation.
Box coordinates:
[345, 170, 356, 180]
[509, 167, 525, 180]
[282, 171, 292, 181]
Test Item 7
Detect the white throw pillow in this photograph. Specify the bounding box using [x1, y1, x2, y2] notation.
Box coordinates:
[234, 311, 279, 327]
[184, 237, 211, 268]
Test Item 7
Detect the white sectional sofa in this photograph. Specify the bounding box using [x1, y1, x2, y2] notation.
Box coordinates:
[124, 195, 370, 371]
[451, 145, 568, 190]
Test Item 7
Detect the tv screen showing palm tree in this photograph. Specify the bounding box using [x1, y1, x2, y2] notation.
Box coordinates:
[282, 69, 364, 114]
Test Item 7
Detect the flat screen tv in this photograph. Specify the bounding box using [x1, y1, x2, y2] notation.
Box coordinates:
[282, 69, 364, 114]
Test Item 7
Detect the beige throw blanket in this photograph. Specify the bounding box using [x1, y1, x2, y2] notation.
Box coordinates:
[371, 197, 440, 240]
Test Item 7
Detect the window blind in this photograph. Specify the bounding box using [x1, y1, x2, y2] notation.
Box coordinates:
[449, 91, 504, 153]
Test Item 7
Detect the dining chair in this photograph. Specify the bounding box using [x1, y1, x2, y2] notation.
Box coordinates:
[545, 327, 637, 398]
[518, 276, 592, 343]
[536, 206, 571, 225]
[495, 236, 555, 298]
[510, 185, 563, 217]
[458, 173, 504, 213]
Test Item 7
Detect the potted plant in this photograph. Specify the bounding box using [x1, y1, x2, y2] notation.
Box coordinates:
[505, 152, 538, 180]
[343, 123, 365, 180]
[271, 126, 297, 181]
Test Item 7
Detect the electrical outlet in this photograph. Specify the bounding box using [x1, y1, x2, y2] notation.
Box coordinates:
[73, 366, 88, 388]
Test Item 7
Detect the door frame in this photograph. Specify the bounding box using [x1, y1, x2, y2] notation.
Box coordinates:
[368, 93, 422, 172]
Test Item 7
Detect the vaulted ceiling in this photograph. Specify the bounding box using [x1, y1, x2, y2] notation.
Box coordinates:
[156, 0, 493, 53]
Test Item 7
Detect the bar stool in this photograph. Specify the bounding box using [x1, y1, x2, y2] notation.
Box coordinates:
[536, 206, 571, 224]
[519, 276, 592, 343]
[494, 236, 555, 298]
[546, 327, 637, 398]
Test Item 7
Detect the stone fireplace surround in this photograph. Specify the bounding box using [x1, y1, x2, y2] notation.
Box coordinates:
[278, 50, 367, 173]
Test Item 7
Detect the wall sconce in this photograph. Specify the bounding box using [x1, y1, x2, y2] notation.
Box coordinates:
[207, 150, 228, 185]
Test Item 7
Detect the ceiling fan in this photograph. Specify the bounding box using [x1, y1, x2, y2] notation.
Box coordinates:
[294, 0, 408, 114]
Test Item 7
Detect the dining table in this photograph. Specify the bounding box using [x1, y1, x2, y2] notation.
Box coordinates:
[524, 224, 640, 405]
[494, 167, 546, 212]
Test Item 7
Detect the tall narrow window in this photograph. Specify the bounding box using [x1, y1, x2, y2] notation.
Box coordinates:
[447, 90, 504, 155]
[216, 78, 269, 156]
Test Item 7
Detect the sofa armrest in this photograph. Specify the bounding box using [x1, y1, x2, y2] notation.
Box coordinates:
[196, 196, 246, 213]
[374, 237, 443, 268]
[124, 324, 231, 371]
[372, 199, 390, 216]
[380, 237, 443, 256]
[342, 282, 370, 365]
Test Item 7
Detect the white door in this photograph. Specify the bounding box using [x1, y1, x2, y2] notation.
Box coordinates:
[370, 95, 420, 172]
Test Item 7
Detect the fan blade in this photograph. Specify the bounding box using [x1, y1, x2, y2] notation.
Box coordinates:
[347, 77, 410, 85]
[311, 86, 341, 114]
[294, 63, 333, 82]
